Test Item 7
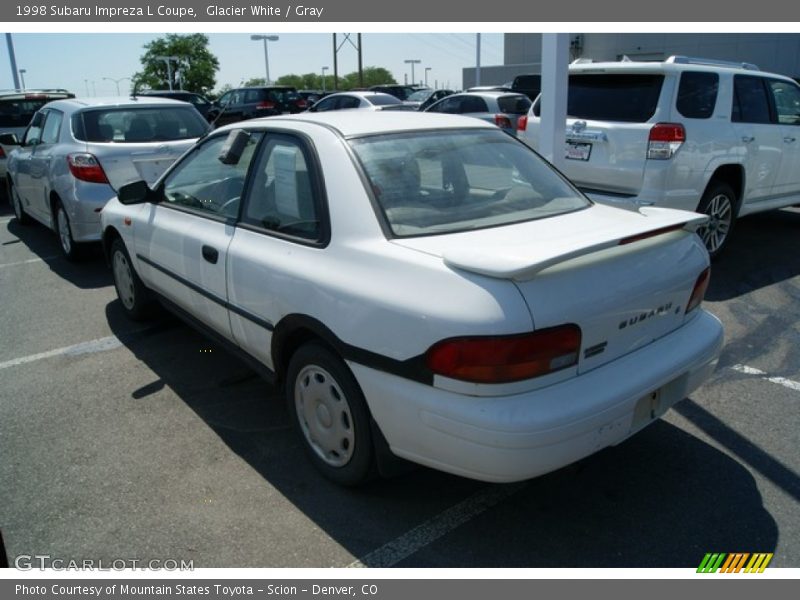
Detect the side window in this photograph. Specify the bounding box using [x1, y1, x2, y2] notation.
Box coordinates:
[768, 80, 800, 125]
[313, 97, 337, 112]
[245, 89, 263, 103]
[41, 110, 64, 144]
[338, 96, 361, 109]
[460, 96, 489, 113]
[242, 136, 323, 241]
[732, 75, 772, 124]
[162, 132, 263, 218]
[430, 96, 459, 113]
[677, 71, 719, 119]
[23, 111, 45, 145]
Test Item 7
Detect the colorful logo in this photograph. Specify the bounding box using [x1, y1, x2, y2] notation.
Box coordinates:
[697, 552, 773, 573]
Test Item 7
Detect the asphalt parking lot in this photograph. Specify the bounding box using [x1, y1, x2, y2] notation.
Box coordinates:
[1, 202, 799, 569]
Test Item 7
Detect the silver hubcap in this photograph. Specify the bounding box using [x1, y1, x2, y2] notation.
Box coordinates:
[57, 208, 72, 254]
[698, 193, 732, 253]
[294, 365, 355, 467]
[113, 250, 136, 310]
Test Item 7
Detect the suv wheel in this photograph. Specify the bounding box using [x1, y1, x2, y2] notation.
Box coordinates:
[287, 343, 375, 486]
[696, 181, 738, 258]
[9, 181, 30, 225]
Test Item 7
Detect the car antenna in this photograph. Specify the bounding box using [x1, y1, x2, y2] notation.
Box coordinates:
[208, 94, 230, 131]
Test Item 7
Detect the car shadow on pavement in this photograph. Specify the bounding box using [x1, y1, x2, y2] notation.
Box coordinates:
[105, 301, 778, 568]
[706, 207, 800, 302]
[4, 218, 110, 289]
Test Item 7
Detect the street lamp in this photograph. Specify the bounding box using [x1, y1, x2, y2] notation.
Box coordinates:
[424, 67, 432, 87]
[102, 76, 131, 96]
[18, 68, 26, 90]
[404, 59, 421, 87]
[251, 34, 279, 84]
[321, 66, 329, 93]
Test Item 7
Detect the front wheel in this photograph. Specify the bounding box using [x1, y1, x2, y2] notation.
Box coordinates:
[696, 181, 738, 259]
[286, 343, 375, 486]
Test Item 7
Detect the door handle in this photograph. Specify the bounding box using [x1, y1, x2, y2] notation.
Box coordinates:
[201, 245, 219, 264]
[784, 136, 797, 143]
[741, 135, 755, 143]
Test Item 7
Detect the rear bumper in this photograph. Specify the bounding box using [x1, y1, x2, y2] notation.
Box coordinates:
[62, 181, 116, 243]
[350, 309, 723, 483]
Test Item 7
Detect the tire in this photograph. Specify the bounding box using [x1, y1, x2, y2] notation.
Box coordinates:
[286, 342, 375, 486]
[110, 237, 155, 321]
[54, 200, 81, 261]
[9, 181, 30, 225]
[696, 181, 739, 259]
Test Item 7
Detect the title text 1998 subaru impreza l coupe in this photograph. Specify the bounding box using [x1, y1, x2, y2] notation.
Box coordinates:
[101, 112, 724, 486]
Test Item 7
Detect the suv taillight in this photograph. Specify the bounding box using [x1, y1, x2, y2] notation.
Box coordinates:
[685, 268, 710, 314]
[494, 115, 513, 129]
[257, 101, 276, 110]
[517, 114, 528, 131]
[67, 153, 108, 184]
[648, 123, 685, 160]
[425, 325, 582, 384]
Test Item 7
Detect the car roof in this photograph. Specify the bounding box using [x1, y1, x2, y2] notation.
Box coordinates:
[215, 111, 496, 138]
[450, 91, 527, 99]
[567, 57, 797, 81]
[0, 89, 74, 100]
[325, 91, 399, 100]
[43, 96, 195, 111]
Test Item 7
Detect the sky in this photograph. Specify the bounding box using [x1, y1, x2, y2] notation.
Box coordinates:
[0, 32, 504, 96]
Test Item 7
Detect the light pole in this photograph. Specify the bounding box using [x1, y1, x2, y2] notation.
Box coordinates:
[84, 79, 89, 96]
[404, 59, 421, 87]
[155, 55, 180, 91]
[102, 76, 131, 96]
[321, 66, 329, 93]
[18, 68, 26, 90]
[424, 67, 431, 87]
[251, 34, 279, 84]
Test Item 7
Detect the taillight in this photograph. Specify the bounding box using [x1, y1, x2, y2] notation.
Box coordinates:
[296, 99, 307, 108]
[67, 153, 108, 184]
[517, 115, 528, 131]
[494, 115, 513, 129]
[257, 101, 275, 110]
[425, 325, 582, 384]
[685, 268, 710, 314]
[647, 122, 685, 160]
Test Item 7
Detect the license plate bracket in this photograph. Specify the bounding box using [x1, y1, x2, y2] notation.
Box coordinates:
[565, 142, 592, 161]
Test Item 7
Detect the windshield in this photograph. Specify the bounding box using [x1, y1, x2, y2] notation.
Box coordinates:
[349, 129, 589, 237]
[74, 106, 209, 143]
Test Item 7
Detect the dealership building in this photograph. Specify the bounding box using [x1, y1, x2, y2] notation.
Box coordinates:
[464, 33, 800, 88]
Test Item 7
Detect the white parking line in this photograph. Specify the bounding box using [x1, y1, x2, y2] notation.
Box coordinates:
[347, 482, 525, 568]
[731, 364, 800, 392]
[0, 256, 60, 269]
[0, 336, 122, 370]
[0, 217, 13, 224]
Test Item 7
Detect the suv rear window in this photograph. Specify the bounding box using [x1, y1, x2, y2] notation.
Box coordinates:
[677, 71, 719, 119]
[497, 95, 532, 115]
[567, 74, 665, 122]
[0, 98, 58, 128]
[73, 106, 208, 143]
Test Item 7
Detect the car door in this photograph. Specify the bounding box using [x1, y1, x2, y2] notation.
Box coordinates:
[134, 131, 263, 341]
[765, 78, 800, 199]
[12, 110, 46, 219]
[227, 133, 328, 369]
[27, 108, 64, 220]
[730, 74, 783, 205]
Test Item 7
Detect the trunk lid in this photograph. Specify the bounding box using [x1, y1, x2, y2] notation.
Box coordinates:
[92, 139, 195, 190]
[393, 204, 709, 374]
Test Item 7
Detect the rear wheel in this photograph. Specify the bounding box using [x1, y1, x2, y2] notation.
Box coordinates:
[286, 343, 375, 486]
[9, 181, 30, 225]
[54, 200, 80, 261]
[110, 238, 155, 321]
[696, 181, 738, 259]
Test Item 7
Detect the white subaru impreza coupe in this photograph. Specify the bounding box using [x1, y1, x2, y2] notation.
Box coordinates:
[101, 112, 723, 486]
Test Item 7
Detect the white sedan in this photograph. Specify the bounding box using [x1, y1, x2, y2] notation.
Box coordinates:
[101, 112, 724, 486]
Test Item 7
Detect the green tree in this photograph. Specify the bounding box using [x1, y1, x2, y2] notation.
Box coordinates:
[340, 67, 396, 90]
[133, 33, 219, 94]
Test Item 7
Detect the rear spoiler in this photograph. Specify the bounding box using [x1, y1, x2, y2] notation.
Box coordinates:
[443, 207, 708, 281]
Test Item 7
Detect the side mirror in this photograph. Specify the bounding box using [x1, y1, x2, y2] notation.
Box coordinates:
[218, 129, 250, 165]
[0, 133, 20, 146]
[118, 180, 159, 205]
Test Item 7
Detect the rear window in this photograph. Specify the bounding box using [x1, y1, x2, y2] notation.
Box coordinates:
[0, 98, 56, 128]
[677, 71, 719, 119]
[349, 129, 588, 237]
[567, 74, 665, 122]
[497, 95, 532, 115]
[73, 106, 208, 143]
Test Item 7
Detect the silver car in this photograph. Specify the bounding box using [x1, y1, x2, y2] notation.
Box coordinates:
[307, 91, 417, 113]
[6, 96, 210, 259]
[425, 91, 531, 136]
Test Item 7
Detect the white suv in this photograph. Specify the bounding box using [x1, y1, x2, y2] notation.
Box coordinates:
[517, 56, 800, 257]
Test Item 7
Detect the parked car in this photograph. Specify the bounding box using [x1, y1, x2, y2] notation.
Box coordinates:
[0, 89, 75, 186]
[404, 88, 454, 111]
[425, 91, 531, 135]
[208, 86, 299, 126]
[6, 96, 209, 259]
[511, 74, 542, 100]
[517, 55, 800, 257]
[307, 91, 416, 112]
[368, 84, 424, 101]
[101, 111, 723, 486]
[136, 90, 214, 120]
